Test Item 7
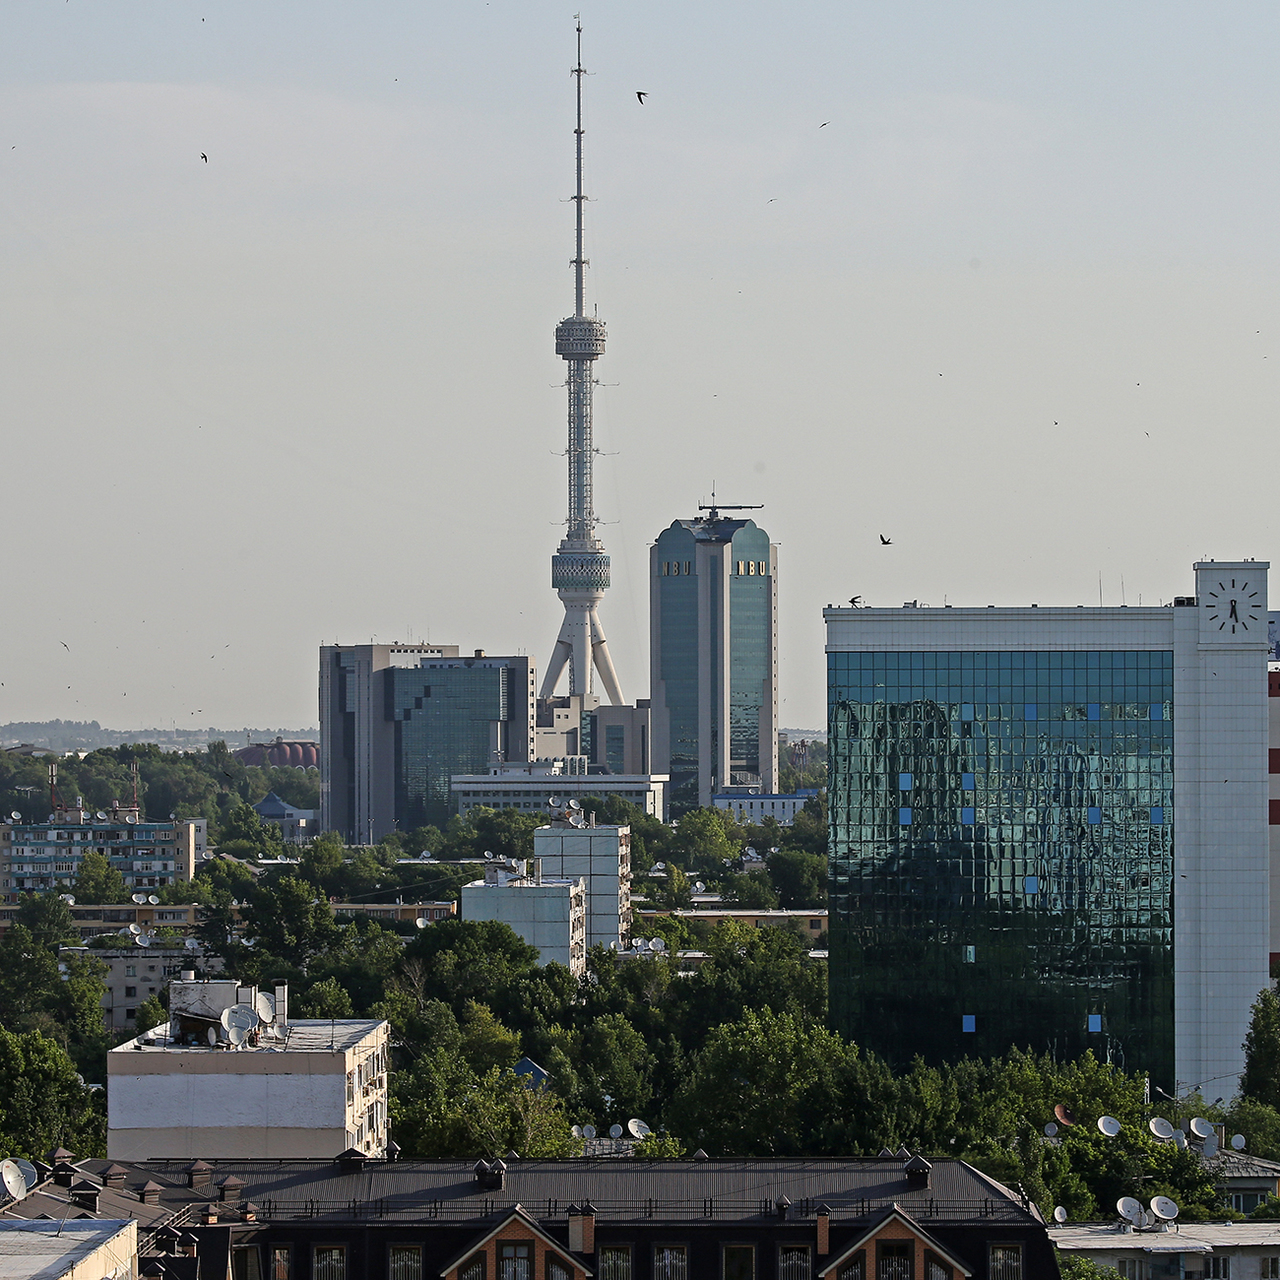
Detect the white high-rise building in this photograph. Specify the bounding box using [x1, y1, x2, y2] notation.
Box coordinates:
[533, 820, 632, 950]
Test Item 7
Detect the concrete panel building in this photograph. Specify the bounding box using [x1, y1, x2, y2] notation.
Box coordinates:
[532, 819, 631, 949]
[462, 863, 586, 976]
[107, 977, 389, 1160]
[650, 506, 778, 809]
[452, 760, 667, 821]
[320, 644, 535, 841]
[826, 560, 1270, 1093]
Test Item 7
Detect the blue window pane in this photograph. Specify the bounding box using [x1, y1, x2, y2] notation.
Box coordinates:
[1150, 806, 1164, 825]
[961, 773, 975, 790]
[1024, 703, 1037, 721]
[898, 772, 913, 790]
[1087, 807, 1101, 825]
[961, 806, 975, 824]
[962, 1015, 976, 1033]
[898, 807, 912, 825]
[1024, 876, 1039, 894]
[1087, 1014, 1103, 1033]
[963, 945, 976, 963]
[1150, 704, 1163, 720]
[961, 703, 974, 721]
[1087, 702, 1100, 721]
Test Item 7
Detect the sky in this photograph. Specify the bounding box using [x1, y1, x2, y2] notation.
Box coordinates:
[2, 1, 1279, 734]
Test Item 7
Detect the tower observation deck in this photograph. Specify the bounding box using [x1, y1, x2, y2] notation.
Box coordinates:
[541, 21, 625, 705]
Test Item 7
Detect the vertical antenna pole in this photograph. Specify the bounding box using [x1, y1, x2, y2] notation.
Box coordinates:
[573, 17, 586, 318]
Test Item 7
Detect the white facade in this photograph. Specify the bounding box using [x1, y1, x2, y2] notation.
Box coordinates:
[107, 977, 388, 1160]
[462, 868, 586, 976]
[452, 765, 667, 820]
[712, 791, 820, 826]
[532, 822, 631, 949]
[825, 560, 1270, 1094]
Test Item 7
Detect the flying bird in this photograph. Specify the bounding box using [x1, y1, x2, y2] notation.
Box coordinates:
[879, 535, 892, 546]
[636, 91, 648, 104]
[59, 641, 69, 651]
[200, 153, 208, 163]
[819, 121, 830, 127]
[849, 595, 863, 607]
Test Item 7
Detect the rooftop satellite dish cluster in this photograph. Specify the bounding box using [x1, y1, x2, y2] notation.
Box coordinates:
[547, 796, 588, 827]
[609, 937, 667, 954]
[213, 993, 277, 1049]
[572, 1118, 651, 1142]
[131, 892, 161, 906]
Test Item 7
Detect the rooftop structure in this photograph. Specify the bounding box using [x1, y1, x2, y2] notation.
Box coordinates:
[634, 906, 828, 943]
[60, 944, 224, 1031]
[0, 1220, 137, 1280]
[451, 762, 667, 821]
[0, 901, 203, 941]
[1051, 1220, 1280, 1276]
[713, 789, 821, 826]
[461, 859, 586, 976]
[107, 976, 388, 1160]
[252, 791, 318, 844]
[541, 23, 624, 707]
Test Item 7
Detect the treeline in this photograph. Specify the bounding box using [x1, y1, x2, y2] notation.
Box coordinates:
[0, 741, 318, 836]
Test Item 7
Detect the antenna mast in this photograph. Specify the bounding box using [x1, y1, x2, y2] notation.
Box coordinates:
[541, 18, 625, 706]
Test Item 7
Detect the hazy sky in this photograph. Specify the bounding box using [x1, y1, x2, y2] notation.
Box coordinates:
[2, 1, 1279, 734]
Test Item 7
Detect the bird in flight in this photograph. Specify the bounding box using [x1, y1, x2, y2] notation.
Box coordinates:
[60, 641, 69, 651]
[819, 121, 830, 127]
[636, 91, 649, 104]
[200, 153, 208, 163]
[849, 595, 863, 607]
[879, 534, 892, 546]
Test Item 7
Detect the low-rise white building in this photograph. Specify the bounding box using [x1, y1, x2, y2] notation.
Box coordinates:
[461, 861, 586, 976]
[452, 759, 667, 820]
[61, 945, 223, 1031]
[0, 1219, 137, 1280]
[532, 819, 631, 949]
[107, 975, 388, 1161]
[712, 788, 821, 826]
[1051, 1220, 1280, 1279]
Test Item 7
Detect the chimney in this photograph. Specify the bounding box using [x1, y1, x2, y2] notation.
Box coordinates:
[568, 1202, 595, 1253]
[273, 982, 288, 1028]
[178, 1235, 199, 1258]
[201, 1206, 218, 1226]
[241, 1202, 258, 1223]
[776, 1195, 792, 1221]
[52, 1162, 78, 1188]
[218, 1175, 245, 1203]
[138, 1181, 162, 1206]
[186, 1160, 213, 1190]
[904, 1154, 933, 1189]
[180, 970, 195, 982]
[69, 1181, 100, 1212]
[102, 1164, 128, 1190]
[474, 649, 486, 659]
[816, 1204, 830, 1256]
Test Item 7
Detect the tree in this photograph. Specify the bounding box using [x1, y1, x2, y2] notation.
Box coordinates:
[0, 1026, 106, 1158]
[721, 871, 778, 909]
[134, 995, 167, 1033]
[767, 847, 827, 908]
[1242, 987, 1280, 1110]
[242, 875, 338, 966]
[15, 893, 76, 949]
[296, 977, 355, 1019]
[666, 809, 735, 875]
[72, 851, 129, 904]
[632, 1131, 688, 1159]
[1056, 1257, 1121, 1279]
[0, 925, 63, 1026]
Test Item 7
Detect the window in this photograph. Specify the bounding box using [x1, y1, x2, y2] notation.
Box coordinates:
[598, 1247, 631, 1280]
[654, 1246, 688, 1280]
[723, 1245, 754, 1279]
[270, 1247, 290, 1280]
[988, 1245, 1023, 1280]
[461, 1262, 485, 1280]
[546, 1261, 571, 1280]
[499, 1242, 531, 1280]
[1205, 1260, 1230, 1279]
[925, 1258, 951, 1280]
[838, 1258, 865, 1280]
[1261, 1259, 1279, 1279]
[232, 1248, 262, 1280]
[125, 965, 136, 977]
[962, 1015, 975, 1033]
[877, 1242, 912, 1280]
[314, 1246, 346, 1280]
[963, 945, 976, 963]
[779, 1246, 811, 1280]
[389, 1246, 422, 1280]
[125, 987, 137, 998]
[1087, 1014, 1103, 1033]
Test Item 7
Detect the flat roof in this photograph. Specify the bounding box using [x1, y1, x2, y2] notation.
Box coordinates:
[0, 1220, 134, 1280]
[110, 1018, 384, 1055]
[1050, 1222, 1280, 1251]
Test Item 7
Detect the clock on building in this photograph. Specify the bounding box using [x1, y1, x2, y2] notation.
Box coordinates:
[1204, 578, 1261, 634]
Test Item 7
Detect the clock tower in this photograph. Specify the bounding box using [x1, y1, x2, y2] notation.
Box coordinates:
[1198, 564, 1266, 642]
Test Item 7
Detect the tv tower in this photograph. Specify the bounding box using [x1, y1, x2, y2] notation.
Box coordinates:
[541, 19, 625, 705]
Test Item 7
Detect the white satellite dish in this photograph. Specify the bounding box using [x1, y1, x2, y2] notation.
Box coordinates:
[632, 938, 645, 950]
[628, 1119, 651, 1138]
[1150, 1196, 1179, 1221]
[1232, 1133, 1246, 1150]
[0, 1161, 25, 1202]
[483, 851, 494, 860]
[609, 1124, 623, 1139]
[1189, 1116, 1214, 1139]
[1173, 1131, 1188, 1150]
[1116, 1196, 1143, 1223]
[95, 811, 107, 821]
[60, 894, 75, 905]
[548, 797, 562, 809]
[184, 936, 200, 951]
[125, 814, 136, 824]
[653, 862, 665, 871]
[128, 923, 142, 935]
[226, 1004, 258, 1035]
[206, 1027, 219, 1046]
[135, 934, 152, 947]
[1044, 1122, 1059, 1137]
[148, 895, 160, 905]
[415, 917, 427, 929]
[1203, 1134, 1219, 1157]
[1053, 1206, 1068, 1224]
[652, 938, 666, 952]
[12, 1161, 37, 1194]
[1098, 1115, 1122, 1137]
[132, 892, 147, 904]
[583, 1124, 598, 1139]
[1149, 1117, 1175, 1140]
[608, 941, 619, 950]
[694, 881, 706, 893]
[9, 811, 20, 821]
[571, 1125, 582, 1138]
[254, 992, 275, 1024]
[568, 799, 582, 811]
[227, 1024, 248, 1047]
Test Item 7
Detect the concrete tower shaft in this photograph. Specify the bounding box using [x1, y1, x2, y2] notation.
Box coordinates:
[541, 21, 624, 706]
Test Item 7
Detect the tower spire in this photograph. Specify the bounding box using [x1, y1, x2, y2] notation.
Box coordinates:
[541, 19, 625, 706]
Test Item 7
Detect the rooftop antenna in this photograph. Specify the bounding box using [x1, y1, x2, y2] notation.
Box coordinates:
[541, 16, 625, 708]
[698, 490, 764, 524]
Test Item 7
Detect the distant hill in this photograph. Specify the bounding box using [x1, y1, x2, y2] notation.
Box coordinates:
[0, 720, 318, 753]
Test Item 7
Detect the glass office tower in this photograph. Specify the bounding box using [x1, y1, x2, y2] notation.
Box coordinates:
[829, 647, 1176, 1081]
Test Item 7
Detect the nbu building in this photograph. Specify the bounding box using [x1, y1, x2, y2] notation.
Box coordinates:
[825, 561, 1269, 1093]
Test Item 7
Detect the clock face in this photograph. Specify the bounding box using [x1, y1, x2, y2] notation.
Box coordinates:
[1204, 578, 1261, 634]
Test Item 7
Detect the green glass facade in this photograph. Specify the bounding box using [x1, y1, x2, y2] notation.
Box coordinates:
[828, 649, 1174, 1081]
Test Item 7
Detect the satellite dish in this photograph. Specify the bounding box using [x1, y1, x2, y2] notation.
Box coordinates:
[12, 1161, 37, 1193]
[1044, 1122, 1059, 1138]
[1149, 1117, 1175, 1140]
[1054, 1104, 1077, 1126]
[254, 993, 275, 1023]
[653, 862, 665, 871]
[1203, 1134, 1219, 1157]
[568, 799, 582, 811]
[227, 1024, 247, 1047]
[128, 923, 142, 935]
[694, 882, 706, 893]
[60, 894, 75, 906]
[483, 851, 494, 861]
[1173, 1131, 1188, 1150]
[1053, 1206, 1068, 1224]
[0, 1161, 25, 1202]
[632, 938, 645, 950]
[548, 797, 562, 809]
[1098, 1115, 1122, 1137]
[184, 936, 200, 951]
[415, 917, 427, 929]
[148, 895, 160, 905]
[134, 935, 150, 947]
[652, 938, 666, 951]
[571, 1125, 582, 1138]
[206, 1027, 218, 1046]
[1150, 1196, 1179, 1221]
[1189, 1117, 1214, 1139]
[132, 893, 147, 904]
[201, 851, 214, 860]
[744, 846, 755, 856]
[628, 1119, 651, 1138]
[241, 938, 256, 949]
[9, 811, 19, 821]
[609, 1124, 623, 1139]
[226, 1004, 258, 1035]
[126, 814, 136, 824]
[1116, 1196, 1143, 1223]
[582, 1125, 596, 1139]
[608, 941, 619, 950]
[95, 811, 107, 821]
[1232, 1133, 1246, 1151]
